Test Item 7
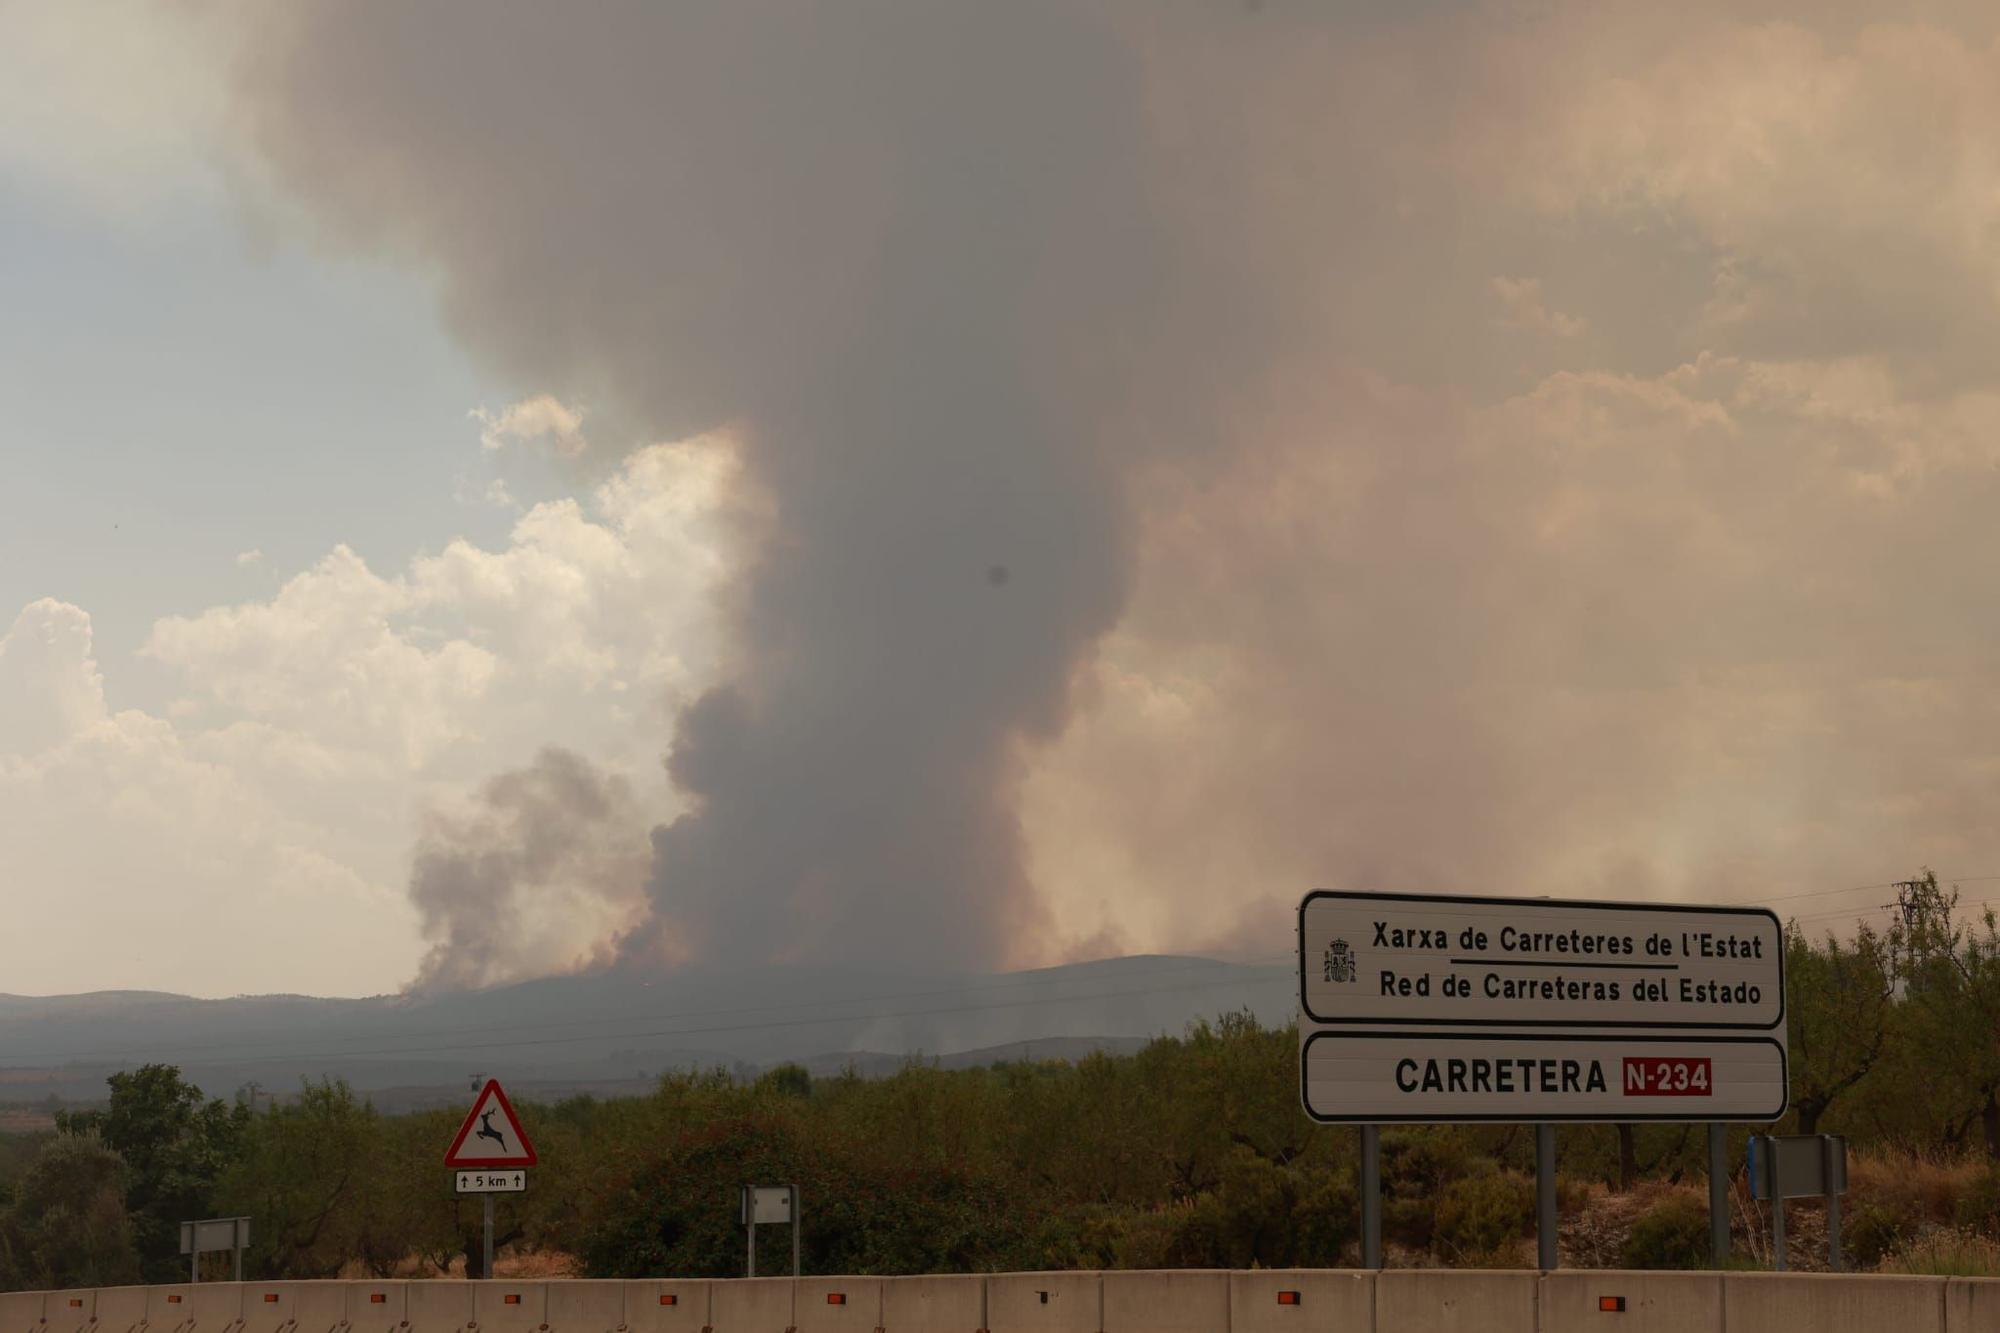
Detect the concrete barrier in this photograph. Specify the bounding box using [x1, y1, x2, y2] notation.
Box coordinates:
[471, 1285, 544, 1333]
[1724, 1272, 1945, 1333]
[0, 1292, 45, 1333]
[794, 1279, 881, 1333]
[1227, 1271, 1372, 1333]
[617, 1283, 708, 1333]
[240, 1281, 349, 1333]
[343, 1284, 404, 1333]
[93, 1287, 148, 1333]
[1101, 1271, 1226, 1333]
[1375, 1271, 1536, 1333]
[1947, 1277, 2000, 1333]
[291, 1283, 348, 1333]
[543, 1282, 622, 1333]
[879, 1277, 983, 1333]
[1540, 1271, 1719, 1333]
[984, 1273, 1100, 1333]
[146, 1285, 243, 1333]
[708, 1278, 793, 1333]
[44, 1291, 92, 1333]
[403, 1284, 473, 1333]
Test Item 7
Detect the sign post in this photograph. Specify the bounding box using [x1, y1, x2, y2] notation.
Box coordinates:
[1300, 890, 1787, 1269]
[179, 1217, 250, 1283]
[1750, 1133, 1846, 1271]
[444, 1079, 538, 1278]
[741, 1184, 800, 1278]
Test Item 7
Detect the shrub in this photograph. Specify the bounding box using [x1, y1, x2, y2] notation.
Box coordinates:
[1619, 1192, 1710, 1270]
[1846, 1202, 1914, 1269]
[1433, 1171, 1534, 1265]
[1954, 1166, 2000, 1237]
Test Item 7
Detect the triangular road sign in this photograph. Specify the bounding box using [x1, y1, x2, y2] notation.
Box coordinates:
[444, 1079, 538, 1168]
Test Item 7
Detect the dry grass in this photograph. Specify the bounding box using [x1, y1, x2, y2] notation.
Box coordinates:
[1879, 1227, 2000, 1276]
[1848, 1147, 1981, 1230]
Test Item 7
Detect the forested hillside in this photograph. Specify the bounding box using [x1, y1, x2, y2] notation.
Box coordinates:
[9, 881, 2000, 1289]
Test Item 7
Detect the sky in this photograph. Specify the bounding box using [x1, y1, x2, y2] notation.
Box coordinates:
[5, 1, 2000, 999]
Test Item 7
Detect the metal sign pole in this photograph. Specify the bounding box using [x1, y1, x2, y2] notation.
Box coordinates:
[747, 1211, 757, 1279]
[1359, 1125, 1382, 1269]
[482, 1194, 495, 1279]
[790, 1184, 801, 1278]
[1708, 1123, 1729, 1265]
[1772, 1195, 1785, 1271]
[1825, 1136, 1842, 1272]
[1535, 1124, 1558, 1270]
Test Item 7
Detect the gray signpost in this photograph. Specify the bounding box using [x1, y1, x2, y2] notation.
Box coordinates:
[1750, 1133, 1847, 1271]
[742, 1184, 800, 1278]
[179, 1216, 250, 1282]
[1300, 890, 1789, 1269]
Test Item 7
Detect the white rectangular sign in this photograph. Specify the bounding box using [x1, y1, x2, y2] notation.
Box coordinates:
[455, 1169, 527, 1194]
[1300, 891, 1784, 1032]
[742, 1185, 793, 1225]
[1301, 1030, 1788, 1123]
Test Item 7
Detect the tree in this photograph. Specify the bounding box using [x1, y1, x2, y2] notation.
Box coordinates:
[1784, 921, 1895, 1134]
[0, 1133, 142, 1291]
[57, 1065, 250, 1281]
[214, 1080, 389, 1278]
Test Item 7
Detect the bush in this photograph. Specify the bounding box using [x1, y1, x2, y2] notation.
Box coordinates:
[1433, 1171, 1534, 1265]
[1846, 1202, 1914, 1269]
[1954, 1167, 2000, 1237]
[1619, 1192, 1711, 1270]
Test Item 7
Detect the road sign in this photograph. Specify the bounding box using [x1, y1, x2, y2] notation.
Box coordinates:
[179, 1216, 250, 1284]
[1299, 1029, 1788, 1123]
[1300, 891, 1783, 1031]
[443, 1078, 537, 1168]
[742, 1185, 794, 1225]
[456, 1169, 527, 1194]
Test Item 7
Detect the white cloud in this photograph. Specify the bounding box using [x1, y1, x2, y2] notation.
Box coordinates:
[235, 548, 264, 567]
[0, 439, 734, 997]
[472, 394, 589, 458]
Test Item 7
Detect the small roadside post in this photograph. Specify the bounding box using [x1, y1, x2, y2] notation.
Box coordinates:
[1708, 1123, 1729, 1264]
[742, 1184, 800, 1278]
[1749, 1133, 1846, 1272]
[443, 1079, 538, 1278]
[179, 1217, 250, 1282]
[1358, 1125, 1381, 1268]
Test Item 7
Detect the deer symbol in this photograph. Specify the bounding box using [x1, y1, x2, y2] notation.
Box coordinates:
[476, 1110, 507, 1152]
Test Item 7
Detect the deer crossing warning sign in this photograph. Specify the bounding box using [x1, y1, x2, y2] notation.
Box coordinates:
[444, 1078, 538, 1168]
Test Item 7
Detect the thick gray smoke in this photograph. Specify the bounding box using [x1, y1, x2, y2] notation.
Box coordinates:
[408, 748, 648, 992]
[229, 2, 1266, 973]
[227, 2, 2000, 981]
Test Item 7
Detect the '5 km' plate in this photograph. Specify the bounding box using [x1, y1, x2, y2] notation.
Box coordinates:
[455, 1170, 527, 1193]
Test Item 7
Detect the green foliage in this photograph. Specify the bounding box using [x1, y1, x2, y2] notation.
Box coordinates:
[1433, 1171, 1534, 1265]
[56, 1064, 249, 1282]
[0, 1132, 142, 1290]
[1953, 1166, 2000, 1237]
[1846, 1203, 1915, 1269]
[1618, 1193, 1710, 1270]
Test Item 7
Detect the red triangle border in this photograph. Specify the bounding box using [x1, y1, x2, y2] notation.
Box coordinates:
[443, 1078, 539, 1168]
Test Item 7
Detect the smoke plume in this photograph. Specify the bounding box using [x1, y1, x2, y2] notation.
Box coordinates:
[221, 1, 2000, 981]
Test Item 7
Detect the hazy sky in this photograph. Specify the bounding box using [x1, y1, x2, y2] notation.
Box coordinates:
[6, 1, 2000, 998]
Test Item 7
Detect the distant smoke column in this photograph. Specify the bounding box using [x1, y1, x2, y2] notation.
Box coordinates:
[233, 3, 1183, 968]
